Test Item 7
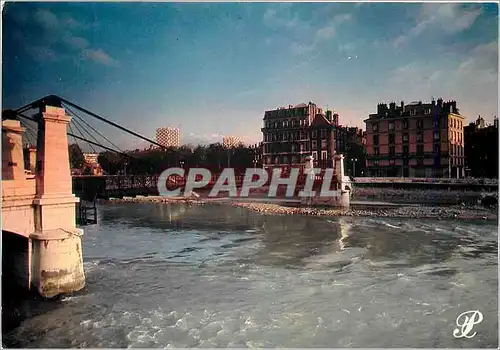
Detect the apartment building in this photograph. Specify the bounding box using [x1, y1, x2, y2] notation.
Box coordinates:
[464, 116, 498, 178]
[156, 127, 180, 148]
[334, 126, 364, 154]
[261, 102, 338, 169]
[249, 142, 263, 167]
[364, 98, 465, 178]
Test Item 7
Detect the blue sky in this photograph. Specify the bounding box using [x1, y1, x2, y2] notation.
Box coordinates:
[3, 2, 498, 149]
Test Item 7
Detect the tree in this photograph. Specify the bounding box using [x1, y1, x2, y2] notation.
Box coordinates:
[83, 167, 92, 175]
[69, 144, 85, 169]
[98, 151, 125, 175]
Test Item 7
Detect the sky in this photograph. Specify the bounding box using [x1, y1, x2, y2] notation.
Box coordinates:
[3, 2, 498, 150]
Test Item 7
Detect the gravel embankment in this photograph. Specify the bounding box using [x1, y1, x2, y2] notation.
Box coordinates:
[230, 202, 497, 221]
[104, 190, 497, 221]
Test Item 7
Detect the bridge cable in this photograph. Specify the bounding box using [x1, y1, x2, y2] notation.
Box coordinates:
[67, 133, 139, 160]
[16, 111, 139, 160]
[68, 123, 82, 149]
[14, 95, 185, 156]
[63, 103, 174, 172]
[70, 117, 98, 154]
[64, 103, 125, 154]
[18, 119, 38, 146]
[57, 96, 169, 151]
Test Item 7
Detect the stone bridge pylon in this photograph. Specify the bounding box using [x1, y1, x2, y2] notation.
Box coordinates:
[2, 104, 85, 298]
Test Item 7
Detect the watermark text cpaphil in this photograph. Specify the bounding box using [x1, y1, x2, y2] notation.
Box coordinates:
[157, 167, 345, 198]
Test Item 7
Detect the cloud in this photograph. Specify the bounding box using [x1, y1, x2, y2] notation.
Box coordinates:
[12, 7, 118, 67]
[25, 46, 59, 62]
[456, 41, 498, 83]
[62, 35, 90, 50]
[316, 25, 335, 40]
[263, 7, 301, 30]
[333, 13, 352, 24]
[33, 9, 59, 29]
[83, 49, 119, 67]
[385, 40, 497, 122]
[393, 4, 482, 48]
[290, 42, 315, 55]
[338, 42, 355, 52]
[314, 13, 351, 41]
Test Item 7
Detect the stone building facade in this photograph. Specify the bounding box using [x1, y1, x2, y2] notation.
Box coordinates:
[364, 98, 465, 178]
[464, 116, 498, 178]
[261, 102, 338, 169]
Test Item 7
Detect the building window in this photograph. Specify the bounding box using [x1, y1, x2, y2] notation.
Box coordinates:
[312, 141, 317, 150]
[312, 151, 318, 161]
[403, 145, 409, 155]
[321, 150, 327, 160]
[321, 139, 327, 149]
[389, 159, 395, 166]
[425, 108, 431, 115]
[402, 119, 409, 129]
[434, 144, 440, 154]
[374, 159, 379, 166]
[417, 119, 424, 129]
[433, 119, 439, 127]
[410, 109, 416, 116]
[373, 135, 379, 145]
[417, 132, 423, 143]
[417, 158, 423, 166]
[433, 131, 440, 140]
[402, 133, 409, 143]
[372, 123, 379, 132]
[312, 130, 317, 138]
[389, 146, 395, 157]
[388, 134, 395, 144]
[389, 121, 395, 131]
[374, 147, 380, 155]
[417, 144, 424, 155]
[320, 129, 327, 138]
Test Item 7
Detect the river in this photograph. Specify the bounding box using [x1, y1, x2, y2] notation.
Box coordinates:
[3, 202, 498, 348]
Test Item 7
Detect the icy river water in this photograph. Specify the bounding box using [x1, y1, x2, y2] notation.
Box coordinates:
[3, 202, 498, 348]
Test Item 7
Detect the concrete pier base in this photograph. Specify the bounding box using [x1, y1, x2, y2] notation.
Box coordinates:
[300, 154, 351, 208]
[30, 228, 85, 298]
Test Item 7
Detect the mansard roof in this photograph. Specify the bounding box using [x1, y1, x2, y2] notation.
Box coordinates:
[309, 114, 332, 128]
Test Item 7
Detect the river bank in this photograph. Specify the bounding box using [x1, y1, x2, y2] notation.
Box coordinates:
[351, 187, 497, 206]
[103, 195, 497, 221]
[228, 201, 497, 221]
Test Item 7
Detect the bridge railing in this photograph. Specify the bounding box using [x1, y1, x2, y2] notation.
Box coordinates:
[353, 177, 498, 185]
[73, 168, 341, 197]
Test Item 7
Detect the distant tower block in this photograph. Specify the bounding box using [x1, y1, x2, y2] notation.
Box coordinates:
[156, 127, 180, 148]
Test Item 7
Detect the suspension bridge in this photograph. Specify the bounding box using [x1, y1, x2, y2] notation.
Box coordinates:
[2, 95, 352, 299]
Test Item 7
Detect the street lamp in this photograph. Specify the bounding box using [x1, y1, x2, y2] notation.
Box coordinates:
[350, 158, 358, 177]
